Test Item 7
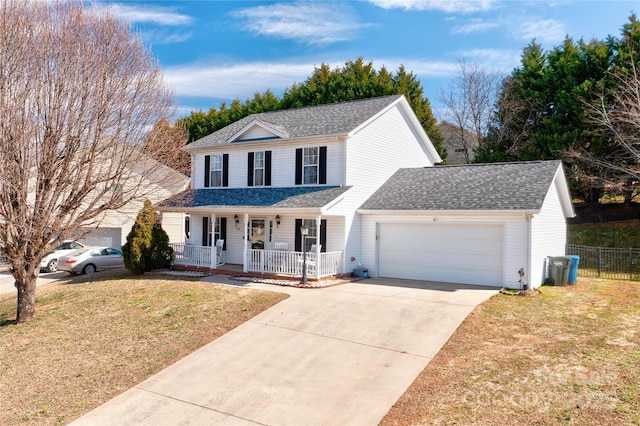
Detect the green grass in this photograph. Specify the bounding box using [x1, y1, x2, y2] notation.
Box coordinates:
[568, 220, 640, 248]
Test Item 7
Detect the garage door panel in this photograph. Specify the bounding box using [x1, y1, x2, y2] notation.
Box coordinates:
[378, 223, 503, 287]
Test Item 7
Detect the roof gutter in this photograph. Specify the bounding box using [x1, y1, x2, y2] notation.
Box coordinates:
[357, 209, 541, 217]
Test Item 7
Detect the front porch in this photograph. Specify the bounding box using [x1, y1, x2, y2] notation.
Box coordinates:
[170, 243, 343, 280]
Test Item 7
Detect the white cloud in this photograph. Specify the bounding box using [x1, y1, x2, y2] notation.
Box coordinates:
[93, 3, 193, 26]
[369, 0, 499, 13]
[143, 29, 193, 45]
[164, 61, 315, 100]
[230, 2, 370, 45]
[452, 18, 499, 34]
[452, 48, 521, 72]
[164, 58, 463, 103]
[517, 18, 567, 45]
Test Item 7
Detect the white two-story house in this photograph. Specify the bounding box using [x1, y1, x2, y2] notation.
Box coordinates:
[158, 95, 575, 288]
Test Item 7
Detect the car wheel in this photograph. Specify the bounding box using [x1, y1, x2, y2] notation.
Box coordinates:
[82, 264, 96, 275]
[46, 259, 58, 273]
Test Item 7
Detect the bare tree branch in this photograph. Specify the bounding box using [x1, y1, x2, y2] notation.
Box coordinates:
[0, 0, 174, 322]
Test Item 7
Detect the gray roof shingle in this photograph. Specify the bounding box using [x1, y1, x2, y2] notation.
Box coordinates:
[158, 186, 351, 210]
[187, 95, 403, 149]
[359, 160, 563, 211]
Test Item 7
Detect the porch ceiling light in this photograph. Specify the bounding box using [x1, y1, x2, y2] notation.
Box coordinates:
[234, 214, 239, 228]
[275, 214, 281, 227]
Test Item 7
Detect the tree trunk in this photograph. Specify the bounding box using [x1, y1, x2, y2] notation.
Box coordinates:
[15, 265, 38, 323]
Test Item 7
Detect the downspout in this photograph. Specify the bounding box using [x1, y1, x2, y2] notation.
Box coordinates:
[526, 213, 533, 290]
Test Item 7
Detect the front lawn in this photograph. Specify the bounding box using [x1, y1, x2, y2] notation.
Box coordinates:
[0, 272, 287, 425]
[382, 278, 640, 424]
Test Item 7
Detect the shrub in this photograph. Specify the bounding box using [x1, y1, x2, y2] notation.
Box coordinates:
[123, 200, 174, 274]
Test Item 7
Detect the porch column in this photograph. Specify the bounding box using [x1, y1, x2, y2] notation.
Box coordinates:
[315, 215, 322, 279]
[242, 213, 249, 272]
[210, 213, 217, 269]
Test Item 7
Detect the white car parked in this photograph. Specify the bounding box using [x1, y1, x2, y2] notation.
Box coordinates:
[40, 241, 85, 273]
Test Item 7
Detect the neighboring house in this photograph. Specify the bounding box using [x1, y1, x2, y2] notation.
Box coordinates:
[81, 161, 190, 248]
[438, 121, 479, 165]
[158, 95, 574, 288]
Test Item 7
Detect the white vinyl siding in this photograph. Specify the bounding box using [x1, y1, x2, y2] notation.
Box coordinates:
[530, 180, 567, 286]
[162, 212, 186, 244]
[237, 125, 279, 141]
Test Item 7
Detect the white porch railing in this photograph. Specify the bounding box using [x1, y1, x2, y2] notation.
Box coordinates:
[171, 243, 212, 268]
[246, 249, 343, 278]
[170, 244, 343, 278]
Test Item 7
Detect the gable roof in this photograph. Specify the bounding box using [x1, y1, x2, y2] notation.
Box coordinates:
[157, 186, 351, 212]
[359, 160, 575, 216]
[185, 95, 404, 149]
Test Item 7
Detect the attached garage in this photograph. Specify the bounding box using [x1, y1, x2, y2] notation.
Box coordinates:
[377, 223, 503, 286]
[80, 227, 122, 248]
[358, 161, 576, 289]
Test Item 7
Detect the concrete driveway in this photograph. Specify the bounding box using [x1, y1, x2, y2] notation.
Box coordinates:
[71, 276, 498, 426]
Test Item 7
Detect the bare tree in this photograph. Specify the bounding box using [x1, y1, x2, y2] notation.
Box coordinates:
[0, 1, 174, 323]
[571, 47, 640, 202]
[438, 60, 502, 163]
[143, 119, 191, 176]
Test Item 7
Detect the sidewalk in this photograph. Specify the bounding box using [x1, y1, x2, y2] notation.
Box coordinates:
[71, 276, 497, 425]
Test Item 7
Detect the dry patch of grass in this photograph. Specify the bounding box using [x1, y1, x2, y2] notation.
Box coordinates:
[382, 277, 640, 425]
[0, 272, 287, 425]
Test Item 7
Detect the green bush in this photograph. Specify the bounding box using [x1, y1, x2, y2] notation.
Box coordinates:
[123, 200, 174, 274]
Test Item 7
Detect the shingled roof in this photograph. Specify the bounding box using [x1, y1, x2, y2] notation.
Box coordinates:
[359, 160, 567, 211]
[186, 95, 403, 149]
[157, 186, 351, 210]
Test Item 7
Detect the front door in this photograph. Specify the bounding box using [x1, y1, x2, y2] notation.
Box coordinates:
[250, 219, 266, 250]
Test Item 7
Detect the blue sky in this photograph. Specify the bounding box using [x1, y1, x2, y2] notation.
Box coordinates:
[92, 1, 638, 119]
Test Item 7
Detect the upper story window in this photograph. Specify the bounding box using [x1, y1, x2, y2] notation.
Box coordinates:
[204, 154, 228, 188]
[210, 154, 223, 187]
[303, 147, 318, 184]
[254, 151, 265, 186]
[248, 151, 271, 187]
[295, 146, 327, 185]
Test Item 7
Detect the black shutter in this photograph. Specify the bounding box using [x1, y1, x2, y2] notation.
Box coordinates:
[320, 219, 327, 252]
[294, 219, 302, 252]
[222, 154, 229, 187]
[204, 155, 210, 187]
[247, 152, 254, 187]
[295, 148, 302, 185]
[319, 146, 327, 184]
[202, 216, 209, 246]
[264, 150, 272, 186]
[219, 217, 227, 250]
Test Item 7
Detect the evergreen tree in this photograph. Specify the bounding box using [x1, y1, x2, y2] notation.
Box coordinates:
[123, 200, 174, 274]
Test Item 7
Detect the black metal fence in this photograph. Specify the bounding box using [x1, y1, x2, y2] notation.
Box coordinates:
[566, 244, 640, 280]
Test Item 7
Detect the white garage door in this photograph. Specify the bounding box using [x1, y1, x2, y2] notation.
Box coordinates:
[378, 223, 503, 286]
[80, 227, 122, 248]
